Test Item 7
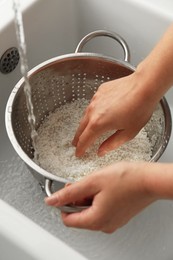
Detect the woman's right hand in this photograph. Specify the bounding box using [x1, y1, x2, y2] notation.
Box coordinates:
[73, 23, 173, 157]
[73, 72, 157, 157]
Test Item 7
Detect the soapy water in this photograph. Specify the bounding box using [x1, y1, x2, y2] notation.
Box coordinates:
[12, 0, 38, 159]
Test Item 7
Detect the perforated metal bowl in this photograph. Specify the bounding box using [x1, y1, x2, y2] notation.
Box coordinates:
[5, 30, 172, 212]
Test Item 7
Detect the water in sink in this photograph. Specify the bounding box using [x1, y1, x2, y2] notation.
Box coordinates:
[1, 0, 173, 259]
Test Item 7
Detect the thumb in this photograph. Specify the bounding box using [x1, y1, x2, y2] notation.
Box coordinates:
[45, 177, 99, 207]
[98, 129, 135, 156]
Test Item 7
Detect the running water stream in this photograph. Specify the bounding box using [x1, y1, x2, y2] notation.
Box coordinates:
[12, 0, 38, 158]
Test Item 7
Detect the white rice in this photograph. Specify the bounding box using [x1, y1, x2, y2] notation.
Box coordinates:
[34, 99, 161, 181]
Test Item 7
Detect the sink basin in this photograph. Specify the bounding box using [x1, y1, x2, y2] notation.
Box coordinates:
[0, 200, 86, 260]
[1, 0, 173, 259]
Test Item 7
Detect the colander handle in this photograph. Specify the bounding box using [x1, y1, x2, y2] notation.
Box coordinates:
[44, 178, 89, 213]
[75, 30, 130, 62]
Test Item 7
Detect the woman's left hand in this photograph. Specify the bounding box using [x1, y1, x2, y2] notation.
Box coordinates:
[45, 162, 156, 233]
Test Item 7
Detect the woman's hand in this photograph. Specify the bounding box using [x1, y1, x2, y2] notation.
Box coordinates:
[45, 23, 173, 233]
[72, 73, 157, 157]
[45, 162, 156, 233]
[73, 24, 173, 157]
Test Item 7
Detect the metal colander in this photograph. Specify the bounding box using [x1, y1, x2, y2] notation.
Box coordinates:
[5, 30, 172, 212]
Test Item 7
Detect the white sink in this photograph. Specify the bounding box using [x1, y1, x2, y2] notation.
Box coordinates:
[1, 0, 173, 259]
[0, 200, 86, 260]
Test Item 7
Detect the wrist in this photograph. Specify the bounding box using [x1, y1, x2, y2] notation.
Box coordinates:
[143, 163, 173, 200]
[133, 162, 158, 202]
[135, 39, 173, 102]
[134, 62, 165, 104]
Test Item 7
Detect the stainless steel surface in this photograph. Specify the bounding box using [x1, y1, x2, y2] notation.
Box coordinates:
[45, 179, 89, 213]
[75, 30, 130, 62]
[1, 1, 173, 259]
[5, 31, 172, 213]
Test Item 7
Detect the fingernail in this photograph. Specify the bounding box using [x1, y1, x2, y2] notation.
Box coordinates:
[65, 183, 71, 187]
[72, 138, 77, 146]
[44, 195, 59, 205]
[98, 149, 107, 157]
[75, 149, 84, 157]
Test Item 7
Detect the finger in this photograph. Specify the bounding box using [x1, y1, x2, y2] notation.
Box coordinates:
[72, 113, 89, 147]
[98, 129, 135, 156]
[61, 193, 105, 230]
[65, 182, 92, 206]
[61, 206, 98, 230]
[65, 183, 71, 187]
[45, 176, 99, 207]
[75, 124, 105, 157]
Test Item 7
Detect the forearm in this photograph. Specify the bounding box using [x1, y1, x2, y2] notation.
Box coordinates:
[135, 24, 173, 103]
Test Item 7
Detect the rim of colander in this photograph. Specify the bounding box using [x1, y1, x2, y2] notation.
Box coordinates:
[5, 52, 135, 183]
[5, 52, 172, 183]
[149, 96, 172, 162]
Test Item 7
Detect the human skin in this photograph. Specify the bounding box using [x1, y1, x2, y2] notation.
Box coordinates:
[73, 24, 173, 157]
[45, 24, 173, 232]
[45, 162, 173, 233]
